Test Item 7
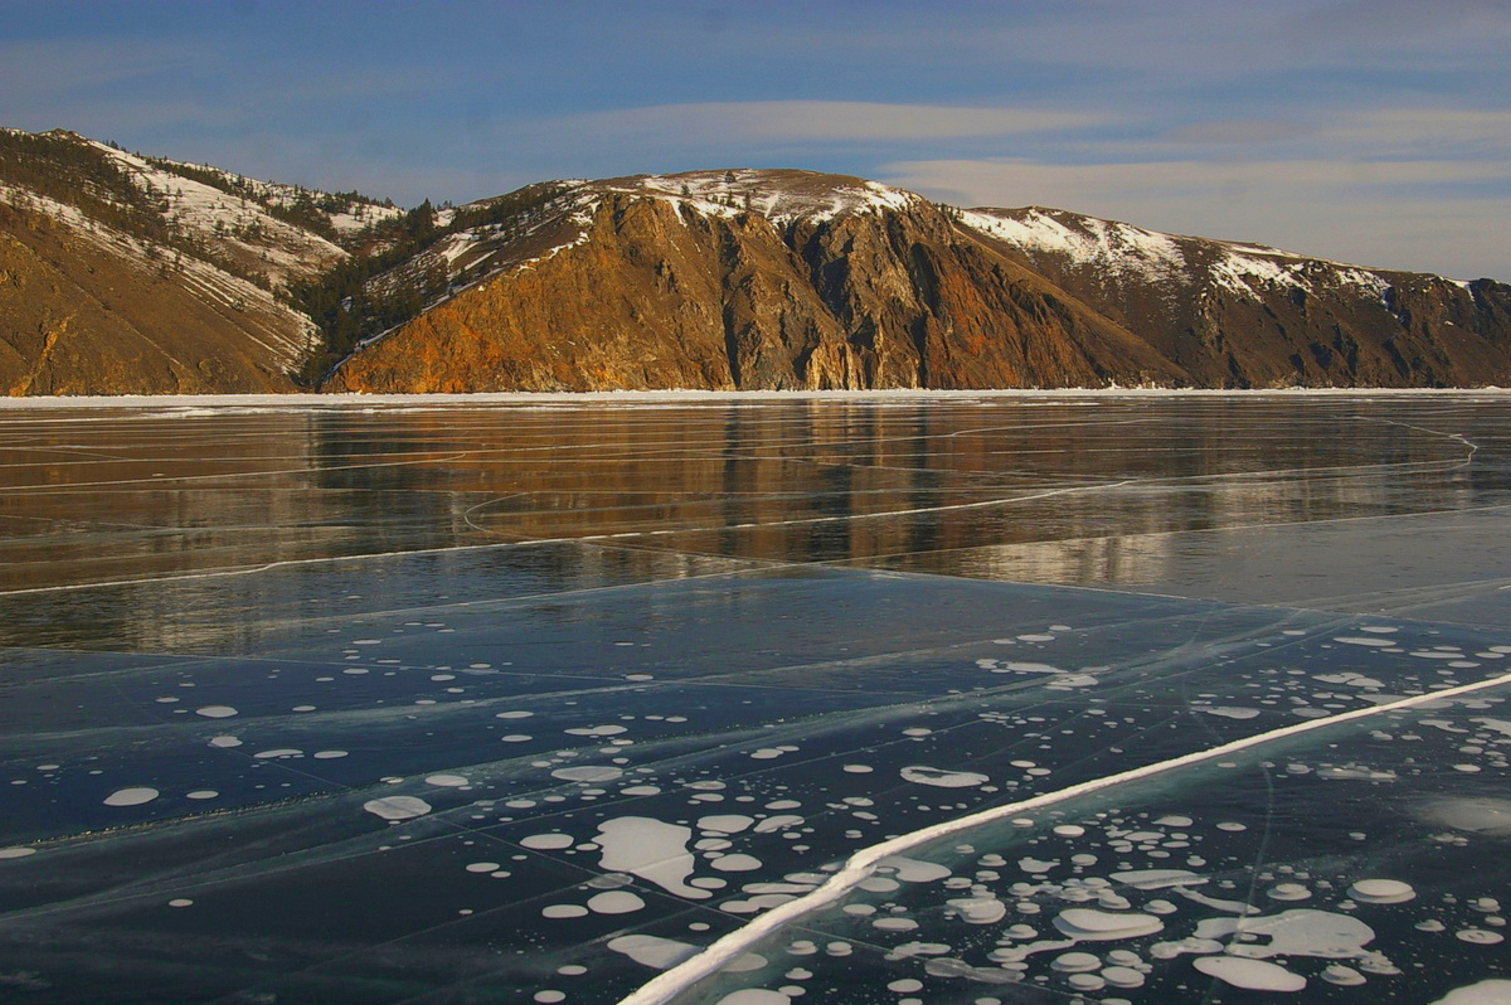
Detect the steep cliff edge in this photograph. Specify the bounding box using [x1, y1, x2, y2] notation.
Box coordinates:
[327, 171, 1511, 392]
[326, 171, 1185, 392]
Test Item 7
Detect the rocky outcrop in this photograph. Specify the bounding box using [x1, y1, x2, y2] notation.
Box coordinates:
[326, 173, 1185, 392]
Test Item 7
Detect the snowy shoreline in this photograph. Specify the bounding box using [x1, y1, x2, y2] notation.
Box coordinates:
[2, 386, 1509, 410]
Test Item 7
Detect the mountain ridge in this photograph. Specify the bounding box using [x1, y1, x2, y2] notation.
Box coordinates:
[324, 167, 1511, 392]
[2, 130, 1508, 395]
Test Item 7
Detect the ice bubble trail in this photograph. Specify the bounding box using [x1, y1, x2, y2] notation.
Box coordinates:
[615, 667, 1511, 1005]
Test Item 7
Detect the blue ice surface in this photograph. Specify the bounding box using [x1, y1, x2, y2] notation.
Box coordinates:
[2, 393, 1511, 1004]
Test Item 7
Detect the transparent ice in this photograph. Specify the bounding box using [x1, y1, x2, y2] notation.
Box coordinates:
[2, 392, 1509, 1004]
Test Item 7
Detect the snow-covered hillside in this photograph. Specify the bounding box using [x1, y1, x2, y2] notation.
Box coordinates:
[87, 140, 346, 289]
[620, 169, 920, 225]
[958, 206, 1428, 303]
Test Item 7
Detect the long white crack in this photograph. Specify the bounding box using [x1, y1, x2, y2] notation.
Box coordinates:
[617, 667, 1511, 1005]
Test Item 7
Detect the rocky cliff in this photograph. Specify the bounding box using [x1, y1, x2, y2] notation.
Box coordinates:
[327, 171, 1183, 392]
[327, 170, 1511, 393]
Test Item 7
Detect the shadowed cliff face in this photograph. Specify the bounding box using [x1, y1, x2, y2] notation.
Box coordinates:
[325, 186, 1187, 392]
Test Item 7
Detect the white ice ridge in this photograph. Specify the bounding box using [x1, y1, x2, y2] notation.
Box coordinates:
[616, 667, 1511, 1005]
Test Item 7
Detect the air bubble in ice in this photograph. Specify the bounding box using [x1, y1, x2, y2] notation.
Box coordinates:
[587, 891, 644, 914]
[553, 766, 624, 783]
[900, 766, 988, 788]
[715, 992, 788, 1005]
[520, 833, 574, 850]
[1193, 956, 1306, 992]
[1054, 909, 1163, 940]
[711, 854, 762, 872]
[1456, 929, 1504, 945]
[542, 904, 588, 919]
[363, 796, 431, 820]
[104, 787, 159, 807]
[1051, 952, 1100, 973]
[1322, 965, 1366, 985]
[597, 817, 706, 898]
[1102, 966, 1145, 988]
[1348, 879, 1415, 904]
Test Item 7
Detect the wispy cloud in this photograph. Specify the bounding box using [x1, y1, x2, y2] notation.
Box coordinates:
[1318, 108, 1511, 155]
[545, 101, 1103, 144]
[0, 37, 217, 96]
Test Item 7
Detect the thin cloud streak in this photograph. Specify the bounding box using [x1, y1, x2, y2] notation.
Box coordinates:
[545, 101, 1104, 144]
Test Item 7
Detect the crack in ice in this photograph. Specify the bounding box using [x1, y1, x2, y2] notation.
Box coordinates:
[616, 668, 1511, 1005]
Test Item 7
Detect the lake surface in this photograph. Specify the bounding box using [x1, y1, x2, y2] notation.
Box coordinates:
[2, 391, 1509, 1004]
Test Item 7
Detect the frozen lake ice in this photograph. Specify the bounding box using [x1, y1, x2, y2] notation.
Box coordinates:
[1, 391, 1510, 1004]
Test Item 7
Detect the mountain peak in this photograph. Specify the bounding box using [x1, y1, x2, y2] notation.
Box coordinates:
[583, 168, 922, 225]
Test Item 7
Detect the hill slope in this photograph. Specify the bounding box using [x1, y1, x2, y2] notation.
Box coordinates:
[324, 170, 1511, 393]
[0, 129, 390, 394]
[959, 206, 1511, 388]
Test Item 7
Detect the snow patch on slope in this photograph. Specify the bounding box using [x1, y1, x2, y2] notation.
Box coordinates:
[622, 170, 920, 225]
[1209, 246, 1392, 300]
[960, 208, 1187, 284]
[136, 151, 403, 236]
[961, 206, 1401, 302]
[86, 141, 344, 287]
[0, 178, 313, 365]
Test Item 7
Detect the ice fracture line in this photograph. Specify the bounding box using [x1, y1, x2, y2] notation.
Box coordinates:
[617, 666, 1511, 1005]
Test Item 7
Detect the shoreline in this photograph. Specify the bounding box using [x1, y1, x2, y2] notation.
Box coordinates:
[2, 385, 1509, 410]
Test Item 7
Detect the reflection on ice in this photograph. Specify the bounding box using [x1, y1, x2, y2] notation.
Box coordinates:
[3, 394, 1511, 1004]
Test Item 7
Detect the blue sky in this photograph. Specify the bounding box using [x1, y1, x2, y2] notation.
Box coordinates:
[3, 0, 1509, 279]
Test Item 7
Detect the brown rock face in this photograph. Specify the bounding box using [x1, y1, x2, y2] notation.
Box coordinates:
[328, 173, 1511, 392]
[326, 180, 1185, 392]
[0, 204, 307, 395]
